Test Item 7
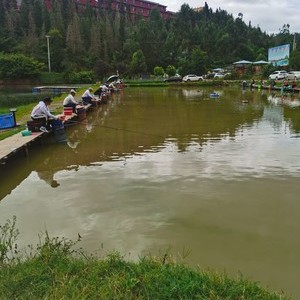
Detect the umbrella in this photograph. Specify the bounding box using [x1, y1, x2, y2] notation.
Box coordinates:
[105, 75, 119, 83]
[253, 60, 269, 65]
[233, 60, 253, 65]
[213, 68, 224, 72]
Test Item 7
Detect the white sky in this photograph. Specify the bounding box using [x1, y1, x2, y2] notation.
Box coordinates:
[163, 0, 300, 34]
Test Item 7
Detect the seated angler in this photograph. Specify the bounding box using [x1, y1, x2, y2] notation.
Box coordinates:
[63, 89, 82, 112]
[31, 97, 60, 131]
[81, 87, 98, 106]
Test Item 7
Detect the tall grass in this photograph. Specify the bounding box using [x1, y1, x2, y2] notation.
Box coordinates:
[0, 217, 289, 299]
[0, 93, 52, 110]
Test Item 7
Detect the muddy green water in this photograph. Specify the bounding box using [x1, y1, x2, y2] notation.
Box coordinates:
[1, 86, 300, 298]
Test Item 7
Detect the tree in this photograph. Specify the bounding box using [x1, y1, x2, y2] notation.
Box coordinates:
[33, 0, 44, 36]
[66, 14, 83, 56]
[130, 50, 147, 76]
[289, 49, 300, 70]
[154, 66, 164, 76]
[166, 65, 176, 76]
[22, 11, 39, 58]
[19, 0, 31, 35]
[46, 29, 65, 72]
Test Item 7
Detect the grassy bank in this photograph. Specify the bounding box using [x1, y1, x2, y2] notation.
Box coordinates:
[125, 79, 233, 87]
[0, 217, 289, 299]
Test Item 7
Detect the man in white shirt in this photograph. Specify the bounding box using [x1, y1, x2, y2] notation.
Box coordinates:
[31, 97, 59, 130]
[63, 89, 81, 112]
[81, 87, 97, 105]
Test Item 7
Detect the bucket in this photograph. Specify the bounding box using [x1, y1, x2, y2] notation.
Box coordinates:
[52, 119, 64, 130]
[0, 113, 15, 129]
[63, 107, 73, 115]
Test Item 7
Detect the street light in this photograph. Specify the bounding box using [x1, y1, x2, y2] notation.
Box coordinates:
[45, 35, 51, 72]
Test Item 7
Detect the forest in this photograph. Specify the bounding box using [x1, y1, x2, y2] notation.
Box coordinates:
[0, 0, 299, 80]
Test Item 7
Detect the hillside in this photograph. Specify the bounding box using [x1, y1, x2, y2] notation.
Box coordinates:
[0, 0, 299, 77]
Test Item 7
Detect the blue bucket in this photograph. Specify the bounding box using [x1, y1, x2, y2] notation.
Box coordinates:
[52, 119, 64, 130]
[0, 113, 15, 129]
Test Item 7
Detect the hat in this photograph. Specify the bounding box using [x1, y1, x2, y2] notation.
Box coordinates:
[88, 87, 93, 91]
[70, 89, 76, 94]
[43, 97, 53, 103]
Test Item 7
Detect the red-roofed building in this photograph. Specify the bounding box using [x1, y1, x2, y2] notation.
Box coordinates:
[42, 0, 173, 20]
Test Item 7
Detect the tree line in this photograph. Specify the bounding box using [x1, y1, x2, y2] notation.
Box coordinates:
[0, 0, 299, 80]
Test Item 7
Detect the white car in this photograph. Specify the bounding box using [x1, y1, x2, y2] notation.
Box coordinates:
[285, 71, 300, 80]
[182, 74, 204, 82]
[214, 72, 231, 79]
[268, 70, 288, 80]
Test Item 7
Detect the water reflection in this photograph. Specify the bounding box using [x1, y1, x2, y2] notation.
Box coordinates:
[1, 87, 300, 298]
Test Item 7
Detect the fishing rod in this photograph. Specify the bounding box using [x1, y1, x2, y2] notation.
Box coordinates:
[62, 119, 165, 138]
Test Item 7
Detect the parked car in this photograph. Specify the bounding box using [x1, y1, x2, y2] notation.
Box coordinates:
[285, 71, 300, 80]
[268, 70, 288, 80]
[163, 75, 182, 82]
[214, 72, 231, 79]
[182, 74, 204, 82]
[204, 73, 216, 79]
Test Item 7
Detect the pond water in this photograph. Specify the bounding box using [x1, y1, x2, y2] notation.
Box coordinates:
[1, 86, 300, 298]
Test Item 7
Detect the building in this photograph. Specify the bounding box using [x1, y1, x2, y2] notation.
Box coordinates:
[43, 0, 173, 20]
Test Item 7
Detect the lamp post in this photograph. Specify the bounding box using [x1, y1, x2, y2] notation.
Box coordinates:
[45, 35, 51, 73]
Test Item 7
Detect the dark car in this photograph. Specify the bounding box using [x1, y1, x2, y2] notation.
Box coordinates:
[163, 76, 182, 82]
[204, 73, 216, 79]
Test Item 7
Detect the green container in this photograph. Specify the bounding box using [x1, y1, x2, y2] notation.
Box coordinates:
[21, 130, 32, 136]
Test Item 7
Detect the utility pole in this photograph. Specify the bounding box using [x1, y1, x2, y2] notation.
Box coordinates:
[293, 34, 297, 51]
[45, 35, 51, 72]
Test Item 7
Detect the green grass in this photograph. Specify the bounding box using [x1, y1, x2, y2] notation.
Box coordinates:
[0, 217, 290, 300]
[124, 79, 234, 87]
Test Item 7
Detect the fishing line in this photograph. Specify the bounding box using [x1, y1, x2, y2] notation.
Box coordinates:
[63, 119, 165, 138]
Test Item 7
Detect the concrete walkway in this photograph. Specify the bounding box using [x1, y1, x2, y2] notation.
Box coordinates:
[0, 131, 45, 162]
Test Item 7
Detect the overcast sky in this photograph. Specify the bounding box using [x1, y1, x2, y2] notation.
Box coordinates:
[163, 0, 300, 34]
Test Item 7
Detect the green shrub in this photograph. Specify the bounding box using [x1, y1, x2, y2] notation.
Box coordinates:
[166, 65, 176, 76]
[153, 66, 164, 77]
[65, 70, 96, 84]
[0, 53, 43, 79]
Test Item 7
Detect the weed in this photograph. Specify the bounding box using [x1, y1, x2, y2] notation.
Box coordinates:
[0, 215, 19, 264]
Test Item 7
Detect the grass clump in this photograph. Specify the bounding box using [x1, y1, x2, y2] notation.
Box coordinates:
[0, 220, 290, 299]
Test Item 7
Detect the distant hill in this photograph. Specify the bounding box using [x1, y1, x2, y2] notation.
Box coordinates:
[1, 1, 299, 77]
